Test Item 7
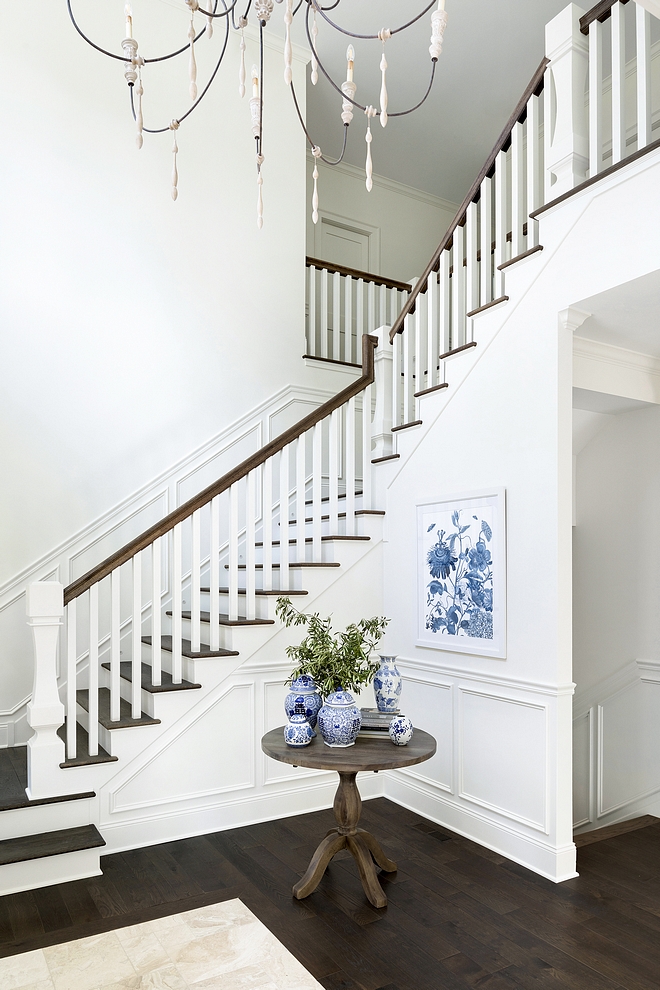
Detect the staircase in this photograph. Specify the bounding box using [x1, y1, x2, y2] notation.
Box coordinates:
[6, 0, 660, 894]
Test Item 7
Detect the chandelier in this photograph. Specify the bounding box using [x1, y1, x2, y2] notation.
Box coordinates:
[67, 0, 448, 227]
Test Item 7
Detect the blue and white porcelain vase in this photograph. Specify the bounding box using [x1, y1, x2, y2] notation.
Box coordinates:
[285, 674, 322, 729]
[389, 714, 414, 746]
[373, 656, 402, 713]
[284, 712, 315, 747]
[317, 689, 362, 748]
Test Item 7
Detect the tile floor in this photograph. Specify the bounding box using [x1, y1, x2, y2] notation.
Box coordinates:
[0, 899, 322, 990]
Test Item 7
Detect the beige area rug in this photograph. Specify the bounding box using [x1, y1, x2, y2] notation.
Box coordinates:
[0, 899, 323, 990]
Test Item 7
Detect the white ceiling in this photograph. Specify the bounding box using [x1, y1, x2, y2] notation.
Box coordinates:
[300, 0, 569, 203]
[573, 270, 660, 358]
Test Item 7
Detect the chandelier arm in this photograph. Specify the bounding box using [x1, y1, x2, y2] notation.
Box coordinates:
[290, 81, 348, 165]
[306, 5, 438, 118]
[232, 0, 253, 30]
[66, 0, 219, 65]
[128, 5, 231, 134]
[196, 0, 242, 19]
[309, 0, 437, 41]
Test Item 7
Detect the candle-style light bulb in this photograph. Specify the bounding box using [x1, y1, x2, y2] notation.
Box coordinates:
[251, 65, 259, 99]
[346, 44, 355, 83]
[125, 4, 133, 39]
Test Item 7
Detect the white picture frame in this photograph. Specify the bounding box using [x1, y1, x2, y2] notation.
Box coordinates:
[417, 488, 506, 659]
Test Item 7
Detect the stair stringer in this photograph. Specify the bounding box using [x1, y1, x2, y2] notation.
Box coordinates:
[89, 526, 385, 854]
[374, 147, 660, 883]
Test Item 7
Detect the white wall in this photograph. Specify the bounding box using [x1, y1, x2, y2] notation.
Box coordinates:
[306, 158, 457, 281]
[0, 5, 310, 589]
[572, 405, 660, 830]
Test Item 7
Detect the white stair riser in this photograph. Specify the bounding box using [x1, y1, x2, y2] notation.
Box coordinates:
[0, 847, 102, 897]
[98, 665, 201, 720]
[0, 797, 96, 841]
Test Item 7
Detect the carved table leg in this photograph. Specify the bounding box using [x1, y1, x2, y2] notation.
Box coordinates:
[293, 771, 397, 908]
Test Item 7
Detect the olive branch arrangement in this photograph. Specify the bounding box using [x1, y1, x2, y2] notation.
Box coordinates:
[276, 598, 389, 698]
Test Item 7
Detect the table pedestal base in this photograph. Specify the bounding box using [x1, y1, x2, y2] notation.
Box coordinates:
[292, 770, 397, 908]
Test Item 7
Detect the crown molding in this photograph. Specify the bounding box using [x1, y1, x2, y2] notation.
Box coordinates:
[574, 335, 660, 379]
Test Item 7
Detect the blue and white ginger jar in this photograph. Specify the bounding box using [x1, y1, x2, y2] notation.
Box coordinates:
[284, 713, 315, 747]
[285, 674, 322, 729]
[317, 689, 362, 748]
[373, 656, 402, 713]
[389, 714, 414, 746]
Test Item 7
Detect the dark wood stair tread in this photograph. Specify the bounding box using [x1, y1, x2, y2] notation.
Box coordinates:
[253, 536, 370, 547]
[0, 747, 96, 812]
[224, 563, 340, 570]
[391, 420, 422, 433]
[76, 689, 160, 729]
[58, 721, 118, 768]
[102, 660, 201, 692]
[167, 610, 274, 627]
[0, 824, 105, 867]
[199, 588, 308, 597]
[143, 635, 239, 659]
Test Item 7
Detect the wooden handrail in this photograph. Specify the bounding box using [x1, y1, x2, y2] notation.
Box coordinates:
[306, 256, 412, 293]
[580, 0, 631, 34]
[388, 57, 550, 343]
[64, 334, 378, 606]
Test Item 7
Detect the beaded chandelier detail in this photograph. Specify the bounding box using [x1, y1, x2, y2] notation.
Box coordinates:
[67, 0, 448, 227]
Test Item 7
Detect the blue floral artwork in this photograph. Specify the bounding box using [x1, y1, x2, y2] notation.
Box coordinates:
[418, 491, 506, 658]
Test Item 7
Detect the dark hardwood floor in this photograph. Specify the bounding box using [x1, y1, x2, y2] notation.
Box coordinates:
[1, 799, 659, 990]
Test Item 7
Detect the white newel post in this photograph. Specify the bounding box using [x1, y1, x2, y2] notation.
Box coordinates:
[371, 325, 394, 459]
[26, 582, 66, 800]
[545, 3, 588, 199]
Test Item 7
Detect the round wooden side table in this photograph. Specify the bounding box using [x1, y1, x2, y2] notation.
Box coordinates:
[261, 727, 436, 908]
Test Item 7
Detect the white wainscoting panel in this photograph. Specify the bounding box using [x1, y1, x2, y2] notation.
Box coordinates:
[572, 709, 591, 828]
[459, 688, 547, 832]
[396, 673, 453, 793]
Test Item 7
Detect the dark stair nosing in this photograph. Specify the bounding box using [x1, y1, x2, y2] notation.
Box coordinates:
[497, 244, 543, 271]
[58, 721, 118, 769]
[223, 562, 341, 571]
[414, 382, 449, 398]
[199, 588, 308, 597]
[391, 420, 422, 433]
[253, 536, 370, 548]
[0, 789, 96, 814]
[168, 610, 275, 627]
[101, 660, 201, 692]
[466, 295, 509, 318]
[439, 341, 478, 361]
[371, 454, 400, 464]
[76, 688, 160, 729]
[142, 635, 239, 659]
[284, 508, 385, 525]
[0, 824, 105, 867]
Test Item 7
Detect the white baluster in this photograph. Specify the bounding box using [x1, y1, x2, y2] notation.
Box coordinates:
[439, 250, 450, 358]
[511, 121, 524, 258]
[367, 280, 375, 334]
[312, 423, 323, 561]
[132, 552, 142, 718]
[308, 265, 317, 355]
[392, 323, 402, 429]
[480, 176, 492, 306]
[329, 410, 340, 534]
[279, 447, 290, 591]
[526, 94, 541, 247]
[372, 325, 394, 460]
[589, 20, 603, 176]
[111, 567, 121, 718]
[356, 279, 364, 357]
[451, 224, 465, 348]
[345, 397, 356, 536]
[361, 383, 372, 510]
[262, 460, 273, 592]
[209, 497, 220, 651]
[344, 275, 353, 364]
[389, 286, 398, 329]
[494, 149, 507, 297]
[636, 5, 651, 151]
[379, 284, 387, 332]
[426, 271, 438, 392]
[332, 271, 341, 362]
[228, 483, 239, 622]
[466, 200, 479, 313]
[88, 584, 99, 756]
[191, 510, 201, 653]
[172, 522, 183, 684]
[66, 598, 77, 760]
[611, 1, 626, 166]
[403, 309, 412, 423]
[414, 296, 423, 398]
[320, 268, 329, 359]
[296, 434, 306, 562]
[26, 583, 66, 799]
[246, 470, 256, 621]
[151, 539, 162, 684]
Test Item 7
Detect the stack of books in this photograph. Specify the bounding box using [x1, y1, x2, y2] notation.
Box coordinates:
[359, 708, 399, 738]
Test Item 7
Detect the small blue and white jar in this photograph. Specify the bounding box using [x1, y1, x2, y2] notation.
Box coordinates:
[373, 656, 402, 713]
[389, 714, 414, 746]
[284, 712, 315, 747]
[317, 689, 362, 748]
[285, 674, 322, 729]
